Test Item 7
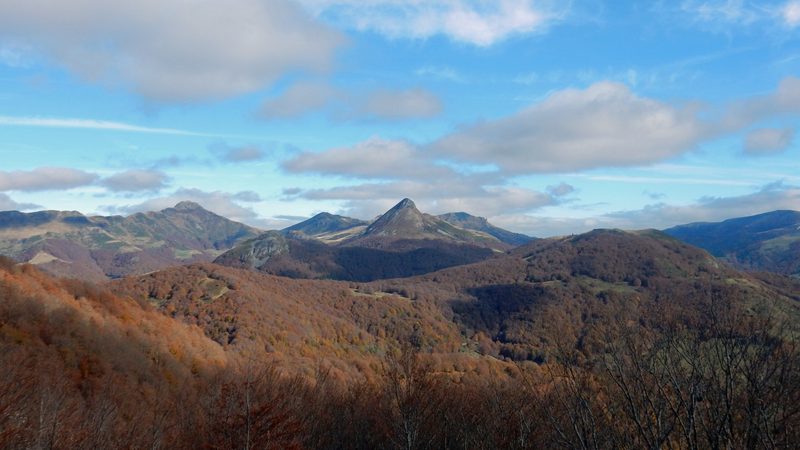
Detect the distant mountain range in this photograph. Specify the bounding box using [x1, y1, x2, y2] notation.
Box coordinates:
[0, 201, 260, 280]
[215, 199, 514, 281]
[664, 210, 800, 277]
[282, 198, 531, 248]
[0, 198, 532, 281]
[3, 198, 799, 282]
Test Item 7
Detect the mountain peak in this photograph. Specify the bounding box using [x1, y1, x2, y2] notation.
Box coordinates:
[172, 201, 204, 211]
[365, 199, 425, 237]
[394, 198, 417, 210]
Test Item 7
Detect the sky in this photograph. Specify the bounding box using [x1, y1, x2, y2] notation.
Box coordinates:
[0, 0, 799, 237]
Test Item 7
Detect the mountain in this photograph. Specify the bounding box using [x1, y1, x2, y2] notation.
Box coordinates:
[346, 198, 507, 249]
[284, 212, 367, 237]
[214, 226, 800, 364]
[665, 210, 800, 277]
[215, 199, 518, 281]
[438, 212, 533, 246]
[214, 230, 493, 281]
[283, 212, 368, 243]
[0, 201, 260, 280]
[282, 200, 530, 249]
[367, 228, 800, 361]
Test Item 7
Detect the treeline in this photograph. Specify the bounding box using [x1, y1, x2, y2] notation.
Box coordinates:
[2, 264, 798, 449]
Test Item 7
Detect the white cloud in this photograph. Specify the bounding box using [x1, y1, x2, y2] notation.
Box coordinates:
[291, 178, 555, 218]
[721, 77, 800, 129]
[282, 78, 800, 223]
[430, 81, 708, 173]
[261, 83, 442, 121]
[0, 0, 343, 101]
[0, 193, 40, 211]
[415, 65, 466, 83]
[784, 1, 800, 26]
[261, 81, 340, 119]
[101, 169, 169, 192]
[353, 88, 442, 120]
[0, 167, 98, 192]
[744, 127, 795, 154]
[284, 137, 453, 179]
[681, 0, 760, 25]
[300, 0, 564, 46]
[425, 77, 800, 174]
[0, 116, 201, 135]
[676, 0, 800, 30]
[211, 144, 266, 163]
[232, 191, 262, 202]
[0, 42, 32, 68]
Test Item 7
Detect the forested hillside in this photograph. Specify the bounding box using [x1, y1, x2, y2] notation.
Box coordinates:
[2, 228, 800, 449]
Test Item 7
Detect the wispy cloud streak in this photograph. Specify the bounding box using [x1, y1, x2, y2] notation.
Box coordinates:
[0, 116, 205, 136]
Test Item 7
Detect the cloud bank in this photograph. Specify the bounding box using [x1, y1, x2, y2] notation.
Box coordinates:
[0, 0, 343, 101]
[101, 170, 170, 192]
[0, 167, 98, 192]
[282, 77, 800, 223]
[744, 128, 795, 154]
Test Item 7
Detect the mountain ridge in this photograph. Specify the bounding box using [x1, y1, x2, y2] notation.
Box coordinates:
[665, 209, 800, 277]
[0, 203, 261, 280]
[438, 211, 533, 246]
[279, 198, 530, 247]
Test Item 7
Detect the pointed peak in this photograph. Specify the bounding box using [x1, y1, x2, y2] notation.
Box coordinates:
[172, 201, 204, 211]
[380, 198, 422, 220]
[393, 198, 417, 210]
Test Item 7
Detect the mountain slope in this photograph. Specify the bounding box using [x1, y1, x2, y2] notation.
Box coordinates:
[214, 199, 516, 281]
[214, 231, 493, 282]
[665, 210, 800, 277]
[347, 198, 506, 249]
[280, 201, 529, 248]
[366, 228, 800, 361]
[438, 212, 533, 246]
[0, 202, 260, 280]
[176, 228, 800, 368]
[0, 257, 229, 447]
[283, 212, 367, 243]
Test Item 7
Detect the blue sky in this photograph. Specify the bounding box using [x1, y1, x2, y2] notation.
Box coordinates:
[1, 0, 799, 236]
